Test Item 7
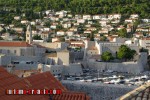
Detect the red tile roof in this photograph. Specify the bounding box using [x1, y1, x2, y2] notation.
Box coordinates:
[32, 43, 46, 48]
[24, 71, 67, 91]
[142, 38, 150, 40]
[87, 46, 98, 50]
[53, 92, 90, 100]
[0, 67, 90, 100]
[0, 42, 32, 47]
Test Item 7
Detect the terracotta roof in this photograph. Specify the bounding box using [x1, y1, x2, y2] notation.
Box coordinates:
[70, 41, 83, 43]
[12, 70, 40, 77]
[0, 42, 32, 47]
[46, 53, 57, 57]
[0, 67, 90, 100]
[42, 32, 49, 34]
[53, 91, 90, 100]
[135, 32, 143, 35]
[24, 71, 67, 91]
[32, 44, 46, 48]
[70, 44, 85, 47]
[119, 83, 150, 100]
[0, 67, 34, 100]
[53, 40, 61, 43]
[87, 46, 98, 50]
[89, 55, 101, 60]
[142, 38, 150, 40]
[107, 36, 116, 42]
[59, 49, 69, 52]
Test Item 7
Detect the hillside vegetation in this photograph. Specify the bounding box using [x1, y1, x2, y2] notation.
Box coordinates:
[0, 0, 150, 24]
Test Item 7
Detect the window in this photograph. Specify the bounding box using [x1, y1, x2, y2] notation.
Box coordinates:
[13, 62, 19, 64]
[7, 50, 10, 53]
[26, 62, 30, 64]
[31, 61, 34, 64]
[26, 62, 34, 64]
[14, 50, 16, 54]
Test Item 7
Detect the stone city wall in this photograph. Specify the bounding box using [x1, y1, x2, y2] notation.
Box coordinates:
[88, 61, 144, 74]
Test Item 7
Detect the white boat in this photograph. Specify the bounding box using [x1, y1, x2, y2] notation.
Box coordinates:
[141, 75, 148, 79]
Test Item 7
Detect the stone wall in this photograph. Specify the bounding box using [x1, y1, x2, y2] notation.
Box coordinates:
[87, 52, 147, 74]
[63, 64, 83, 76]
[98, 43, 139, 56]
[62, 81, 136, 100]
[139, 52, 148, 69]
[70, 51, 84, 60]
[41, 63, 83, 76]
[0, 47, 34, 56]
[0, 54, 47, 71]
[43, 65, 64, 75]
[2, 56, 43, 70]
[0, 55, 11, 66]
[57, 51, 70, 65]
[88, 61, 144, 74]
[38, 42, 68, 51]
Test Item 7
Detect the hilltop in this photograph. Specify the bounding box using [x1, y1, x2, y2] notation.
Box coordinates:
[0, 0, 150, 18]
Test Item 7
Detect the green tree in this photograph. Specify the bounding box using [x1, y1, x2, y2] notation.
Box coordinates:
[117, 45, 130, 60]
[56, 25, 63, 30]
[100, 36, 107, 41]
[133, 19, 140, 32]
[129, 50, 136, 59]
[117, 45, 136, 60]
[59, 37, 65, 42]
[101, 51, 114, 62]
[0, 37, 3, 40]
[33, 35, 42, 40]
[0, 29, 6, 34]
[140, 47, 148, 54]
[133, 19, 140, 27]
[90, 33, 94, 41]
[13, 37, 22, 41]
[47, 37, 52, 42]
[118, 28, 128, 38]
[1, 0, 150, 20]
[44, 20, 51, 27]
[3, 15, 13, 25]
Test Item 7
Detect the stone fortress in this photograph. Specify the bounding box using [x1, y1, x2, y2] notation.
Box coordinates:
[83, 39, 148, 74]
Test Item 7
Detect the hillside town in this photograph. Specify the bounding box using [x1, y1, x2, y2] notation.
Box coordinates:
[0, 10, 150, 100]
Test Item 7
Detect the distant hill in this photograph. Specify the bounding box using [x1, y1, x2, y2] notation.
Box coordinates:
[0, 0, 150, 18]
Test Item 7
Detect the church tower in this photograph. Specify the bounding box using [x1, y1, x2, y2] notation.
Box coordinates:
[26, 24, 32, 44]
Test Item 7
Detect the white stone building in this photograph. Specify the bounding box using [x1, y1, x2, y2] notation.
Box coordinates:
[83, 15, 92, 20]
[77, 19, 85, 24]
[139, 38, 150, 55]
[57, 31, 65, 36]
[108, 14, 121, 20]
[93, 15, 101, 20]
